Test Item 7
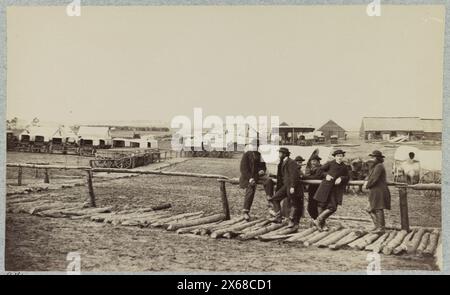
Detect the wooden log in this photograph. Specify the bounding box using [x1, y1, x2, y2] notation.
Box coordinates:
[9, 200, 55, 214]
[150, 211, 204, 227]
[106, 210, 170, 224]
[305, 227, 342, 247]
[119, 211, 173, 226]
[210, 219, 265, 239]
[284, 227, 316, 242]
[259, 226, 299, 241]
[176, 221, 222, 234]
[365, 232, 390, 252]
[86, 170, 96, 207]
[351, 233, 380, 250]
[329, 230, 366, 250]
[194, 222, 223, 235]
[406, 228, 426, 255]
[222, 220, 271, 239]
[18, 167, 22, 186]
[382, 230, 408, 255]
[118, 212, 173, 226]
[416, 232, 430, 257]
[189, 217, 245, 235]
[423, 229, 440, 257]
[295, 230, 323, 244]
[257, 225, 287, 238]
[393, 230, 416, 255]
[238, 222, 287, 240]
[29, 202, 67, 215]
[198, 217, 245, 235]
[310, 224, 343, 247]
[35, 205, 83, 217]
[151, 203, 172, 211]
[44, 169, 50, 184]
[160, 213, 209, 229]
[398, 187, 409, 231]
[435, 235, 442, 270]
[7, 196, 43, 205]
[219, 181, 230, 220]
[114, 205, 170, 215]
[8, 163, 91, 170]
[167, 214, 225, 231]
[39, 206, 112, 217]
[258, 233, 297, 242]
[375, 231, 398, 253]
[241, 220, 272, 233]
[316, 229, 352, 248]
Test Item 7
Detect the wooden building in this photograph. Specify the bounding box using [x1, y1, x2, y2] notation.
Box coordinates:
[360, 117, 442, 141]
[317, 120, 346, 140]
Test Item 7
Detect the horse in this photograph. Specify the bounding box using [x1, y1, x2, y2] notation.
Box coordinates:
[346, 157, 370, 194]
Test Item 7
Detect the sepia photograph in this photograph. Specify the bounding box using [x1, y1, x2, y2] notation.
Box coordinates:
[2, 2, 446, 274]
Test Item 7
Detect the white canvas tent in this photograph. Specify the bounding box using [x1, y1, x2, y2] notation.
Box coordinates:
[112, 136, 158, 149]
[60, 126, 78, 143]
[77, 126, 112, 146]
[393, 146, 441, 181]
[19, 126, 63, 142]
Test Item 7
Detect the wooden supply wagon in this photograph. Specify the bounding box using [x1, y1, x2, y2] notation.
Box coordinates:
[90, 148, 161, 169]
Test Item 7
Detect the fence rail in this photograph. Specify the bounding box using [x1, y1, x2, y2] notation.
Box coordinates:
[6, 163, 441, 231]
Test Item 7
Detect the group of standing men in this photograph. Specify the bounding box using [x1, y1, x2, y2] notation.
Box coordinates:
[239, 146, 391, 233]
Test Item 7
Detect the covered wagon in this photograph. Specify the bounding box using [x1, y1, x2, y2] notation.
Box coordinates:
[90, 148, 161, 169]
[393, 146, 441, 185]
[77, 126, 112, 156]
[18, 126, 63, 153]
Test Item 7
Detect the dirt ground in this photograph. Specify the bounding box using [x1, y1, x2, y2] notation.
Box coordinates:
[5, 141, 442, 272]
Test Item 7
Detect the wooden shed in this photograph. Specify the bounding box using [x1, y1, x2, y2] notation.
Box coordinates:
[317, 120, 346, 140]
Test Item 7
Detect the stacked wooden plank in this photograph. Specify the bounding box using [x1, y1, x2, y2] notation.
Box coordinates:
[6, 198, 441, 259]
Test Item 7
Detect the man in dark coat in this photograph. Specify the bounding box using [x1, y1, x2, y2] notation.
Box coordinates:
[313, 149, 349, 231]
[267, 147, 304, 229]
[239, 147, 267, 221]
[303, 155, 323, 220]
[364, 150, 391, 233]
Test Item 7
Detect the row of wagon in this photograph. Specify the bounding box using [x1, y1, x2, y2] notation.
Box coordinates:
[7, 126, 158, 157]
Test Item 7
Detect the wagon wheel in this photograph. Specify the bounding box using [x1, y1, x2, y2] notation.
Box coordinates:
[95, 159, 113, 168]
[222, 151, 231, 158]
[420, 171, 441, 184]
[115, 157, 132, 169]
[421, 171, 441, 197]
[210, 150, 219, 158]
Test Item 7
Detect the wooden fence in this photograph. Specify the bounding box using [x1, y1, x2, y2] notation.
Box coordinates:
[6, 163, 441, 231]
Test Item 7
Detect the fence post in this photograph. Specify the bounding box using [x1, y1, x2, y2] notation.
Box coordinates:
[18, 167, 22, 186]
[86, 170, 96, 207]
[398, 186, 410, 231]
[219, 180, 230, 220]
[44, 168, 50, 184]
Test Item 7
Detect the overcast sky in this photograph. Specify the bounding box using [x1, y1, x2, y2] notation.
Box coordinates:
[6, 5, 445, 130]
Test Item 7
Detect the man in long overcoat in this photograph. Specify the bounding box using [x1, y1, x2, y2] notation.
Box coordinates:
[267, 147, 304, 228]
[364, 150, 391, 233]
[239, 146, 267, 220]
[313, 149, 349, 231]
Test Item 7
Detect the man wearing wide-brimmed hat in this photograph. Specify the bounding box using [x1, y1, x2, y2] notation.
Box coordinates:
[303, 154, 323, 221]
[294, 155, 306, 177]
[313, 149, 349, 231]
[363, 150, 391, 234]
[267, 147, 304, 229]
